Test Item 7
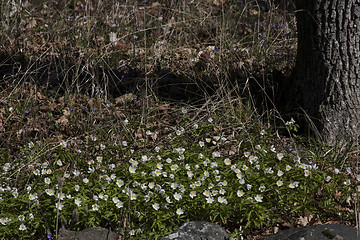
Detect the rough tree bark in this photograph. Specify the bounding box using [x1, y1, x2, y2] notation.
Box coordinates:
[289, 0, 360, 144]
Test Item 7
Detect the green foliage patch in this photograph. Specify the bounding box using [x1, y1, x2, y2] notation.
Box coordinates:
[0, 113, 356, 239]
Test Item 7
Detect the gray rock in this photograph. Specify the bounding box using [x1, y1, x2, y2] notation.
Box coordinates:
[58, 226, 119, 240]
[161, 221, 230, 240]
[264, 224, 357, 240]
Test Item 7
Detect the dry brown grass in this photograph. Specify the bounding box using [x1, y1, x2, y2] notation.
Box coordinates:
[0, 0, 298, 158]
[1, 0, 296, 98]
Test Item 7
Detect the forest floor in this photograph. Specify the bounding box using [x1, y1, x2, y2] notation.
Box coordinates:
[0, 1, 358, 239]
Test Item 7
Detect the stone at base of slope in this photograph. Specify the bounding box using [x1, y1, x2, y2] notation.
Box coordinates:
[263, 224, 357, 240]
[161, 221, 230, 240]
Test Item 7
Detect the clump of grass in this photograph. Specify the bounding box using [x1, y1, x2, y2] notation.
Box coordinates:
[0, 99, 357, 239]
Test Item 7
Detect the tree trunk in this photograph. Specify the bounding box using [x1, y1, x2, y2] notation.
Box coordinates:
[290, 0, 360, 144]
